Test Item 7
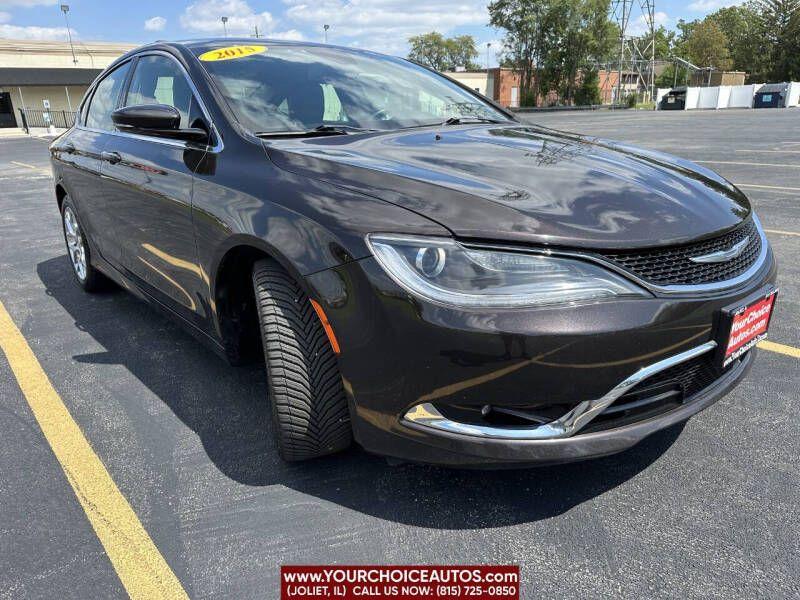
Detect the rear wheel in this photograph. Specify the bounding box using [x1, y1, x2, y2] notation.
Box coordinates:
[252, 259, 352, 461]
[61, 196, 108, 292]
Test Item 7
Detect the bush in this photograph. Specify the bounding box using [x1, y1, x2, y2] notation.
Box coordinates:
[626, 93, 637, 108]
[520, 89, 538, 107]
[575, 70, 601, 106]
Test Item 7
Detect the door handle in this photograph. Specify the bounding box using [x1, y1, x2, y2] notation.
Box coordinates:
[62, 142, 76, 154]
[100, 151, 121, 164]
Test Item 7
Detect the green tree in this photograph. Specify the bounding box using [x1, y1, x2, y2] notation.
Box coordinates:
[752, 0, 800, 80]
[630, 25, 675, 61]
[408, 32, 450, 71]
[574, 68, 601, 104]
[489, 0, 550, 104]
[684, 19, 733, 69]
[707, 4, 765, 78]
[445, 35, 481, 70]
[490, 0, 615, 106]
[407, 32, 480, 71]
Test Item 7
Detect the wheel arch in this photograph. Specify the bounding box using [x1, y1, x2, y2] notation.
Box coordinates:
[55, 181, 68, 211]
[211, 235, 318, 365]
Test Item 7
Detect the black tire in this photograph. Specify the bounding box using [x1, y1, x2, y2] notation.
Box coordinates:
[252, 259, 352, 461]
[60, 196, 109, 293]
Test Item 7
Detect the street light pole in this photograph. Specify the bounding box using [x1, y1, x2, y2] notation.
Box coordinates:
[60, 4, 77, 65]
[486, 42, 491, 71]
[221, 16, 228, 37]
[323, 24, 329, 44]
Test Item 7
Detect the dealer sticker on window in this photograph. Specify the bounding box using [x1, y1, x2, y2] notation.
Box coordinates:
[199, 45, 267, 62]
[719, 288, 778, 368]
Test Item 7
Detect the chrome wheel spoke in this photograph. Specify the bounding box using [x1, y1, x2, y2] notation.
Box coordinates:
[63, 207, 87, 281]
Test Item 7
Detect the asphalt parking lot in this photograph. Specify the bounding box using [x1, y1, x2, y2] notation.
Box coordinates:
[1, 110, 798, 599]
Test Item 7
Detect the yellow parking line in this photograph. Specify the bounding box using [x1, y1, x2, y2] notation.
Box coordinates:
[696, 160, 800, 169]
[0, 299, 188, 600]
[764, 229, 800, 237]
[758, 340, 800, 359]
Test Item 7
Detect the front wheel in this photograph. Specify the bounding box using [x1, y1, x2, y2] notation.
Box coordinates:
[61, 196, 108, 292]
[252, 259, 352, 461]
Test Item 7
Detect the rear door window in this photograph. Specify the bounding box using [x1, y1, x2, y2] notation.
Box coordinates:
[85, 61, 131, 130]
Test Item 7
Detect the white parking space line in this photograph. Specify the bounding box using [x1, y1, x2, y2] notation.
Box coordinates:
[696, 160, 800, 169]
[9, 160, 51, 178]
[733, 183, 800, 192]
[735, 149, 800, 154]
[764, 229, 800, 237]
[10, 160, 39, 170]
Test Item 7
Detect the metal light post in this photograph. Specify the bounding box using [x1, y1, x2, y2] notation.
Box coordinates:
[486, 42, 491, 71]
[323, 24, 330, 43]
[221, 16, 228, 37]
[60, 4, 77, 65]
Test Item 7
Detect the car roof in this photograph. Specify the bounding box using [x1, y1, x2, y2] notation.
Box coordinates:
[138, 38, 380, 56]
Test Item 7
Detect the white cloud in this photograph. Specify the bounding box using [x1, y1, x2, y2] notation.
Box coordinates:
[0, 23, 73, 39]
[284, 0, 487, 55]
[687, 0, 741, 11]
[180, 0, 274, 36]
[0, 0, 58, 6]
[268, 28, 304, 40]
[628, 11, 670, 36]
[144, 16, 167, 31]
[0, 2, 73, 39]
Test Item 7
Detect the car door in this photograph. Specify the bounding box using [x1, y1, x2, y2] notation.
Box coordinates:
[64, 60, 132, 264]
[99, 52, 212, 326]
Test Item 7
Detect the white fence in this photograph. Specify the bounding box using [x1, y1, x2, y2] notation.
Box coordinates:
[657, 82, 799, 110]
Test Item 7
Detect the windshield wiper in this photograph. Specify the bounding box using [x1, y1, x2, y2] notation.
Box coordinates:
[255, 124, 376, 138]
[441, 116, 508, 125]
[312, 124, 376, 133]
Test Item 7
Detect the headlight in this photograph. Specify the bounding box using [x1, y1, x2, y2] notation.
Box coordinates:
[367, 234, 650, 308]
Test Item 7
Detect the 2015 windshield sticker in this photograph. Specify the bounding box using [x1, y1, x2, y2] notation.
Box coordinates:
[199, 45, 266, 61]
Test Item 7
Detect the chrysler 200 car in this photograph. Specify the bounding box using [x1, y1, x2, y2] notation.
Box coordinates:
[50, 39, 777, 466]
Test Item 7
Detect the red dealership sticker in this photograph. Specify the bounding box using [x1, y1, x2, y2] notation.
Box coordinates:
[281, 566, 520, 599]
[721, 289, 777, 368]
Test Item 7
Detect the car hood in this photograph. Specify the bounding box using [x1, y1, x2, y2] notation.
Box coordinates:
[265, 124, 751, 249]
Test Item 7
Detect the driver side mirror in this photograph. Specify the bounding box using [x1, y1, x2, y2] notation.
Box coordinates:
[111, 104, 209, 143]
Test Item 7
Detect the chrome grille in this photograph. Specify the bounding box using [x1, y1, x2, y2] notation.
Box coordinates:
[599, 218, 761, 286]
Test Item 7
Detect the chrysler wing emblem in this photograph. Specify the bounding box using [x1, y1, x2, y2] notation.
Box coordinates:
[689, 236, 750, 264]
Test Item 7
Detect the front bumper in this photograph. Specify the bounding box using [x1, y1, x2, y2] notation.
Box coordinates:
[306, 245, 776, 467]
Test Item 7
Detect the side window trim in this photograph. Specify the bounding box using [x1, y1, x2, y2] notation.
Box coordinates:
[83, 58, 134, 127]
[115, 50, 222, 151]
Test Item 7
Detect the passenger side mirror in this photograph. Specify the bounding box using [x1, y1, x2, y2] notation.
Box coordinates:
[111, 104, 209, 143]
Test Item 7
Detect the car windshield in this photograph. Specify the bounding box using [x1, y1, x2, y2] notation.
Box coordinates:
[193, 43, 511, 134]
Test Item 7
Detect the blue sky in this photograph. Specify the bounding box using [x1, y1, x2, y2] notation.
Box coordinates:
[0, 0, 737, 65]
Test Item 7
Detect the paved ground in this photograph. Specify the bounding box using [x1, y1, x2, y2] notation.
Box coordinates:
[0, 110, 798, 599]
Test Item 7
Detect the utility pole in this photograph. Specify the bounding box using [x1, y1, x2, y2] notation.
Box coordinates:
[60, 4, 77, 65]
[613, 0, 631, 105]
[221, 16, 228, 37]
[323, 24, 330, 43]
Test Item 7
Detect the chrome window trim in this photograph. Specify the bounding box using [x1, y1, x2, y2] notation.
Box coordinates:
[403, 340, 718, 440]
[465, 213, 769, 297]
[76, 49, 224, 153]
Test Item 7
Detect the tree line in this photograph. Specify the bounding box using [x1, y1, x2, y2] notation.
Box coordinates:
[407, 0, 800, 106]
